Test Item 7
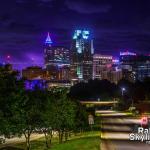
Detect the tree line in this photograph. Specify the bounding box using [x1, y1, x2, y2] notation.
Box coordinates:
[69, 78, 150, 110]
[0, 66, 88, 150]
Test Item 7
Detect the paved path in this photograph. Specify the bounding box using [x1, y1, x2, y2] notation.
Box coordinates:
[99, 110, 150, 150]
[0, 134, 44, 148]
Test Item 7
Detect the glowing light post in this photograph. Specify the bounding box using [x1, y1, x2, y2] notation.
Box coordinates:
[121, 87, 126, 96]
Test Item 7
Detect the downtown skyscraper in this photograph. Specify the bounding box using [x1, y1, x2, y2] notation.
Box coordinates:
[44, 32, 70, 69]
[120, 51, 150, 82]
[71, 30, 94, 82]
[44, 33, 70, 81]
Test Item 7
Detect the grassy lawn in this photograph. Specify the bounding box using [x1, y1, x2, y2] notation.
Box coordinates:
[5, 131, 100, 150]
[50, 136, 99, 150]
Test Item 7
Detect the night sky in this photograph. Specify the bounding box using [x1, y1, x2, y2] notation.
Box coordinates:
[0, 0, 150, 68]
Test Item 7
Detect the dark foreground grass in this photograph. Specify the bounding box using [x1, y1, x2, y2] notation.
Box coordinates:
[4, 131, 100, 150]
[50, 136, 100, 150]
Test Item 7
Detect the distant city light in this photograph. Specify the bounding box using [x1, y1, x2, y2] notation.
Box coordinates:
[77, 66, 83, 79]
[7, 55, 11, 59]
[25, 80, 46, 90]
[113, 59, 119, 63]
[107, 64, 112, 68]
[91, 40, 94, 54]
[94, 54, 112, 59]
[115, 66, 121, 71]
[120, 51, 136, 56]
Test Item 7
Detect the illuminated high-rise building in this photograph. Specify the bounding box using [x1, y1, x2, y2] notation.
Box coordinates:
[22, 66, 44, 80]
[120, 51, 150, 81]
[44, 32, 70, 80]
[44, 33, 70, 68]
[71, 30, 94, 82]
[93, 54, 113, 79]
[93, 54, 122, 84]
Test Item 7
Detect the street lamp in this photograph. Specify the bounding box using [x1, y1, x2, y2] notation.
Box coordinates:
[121, 87, 126, 96]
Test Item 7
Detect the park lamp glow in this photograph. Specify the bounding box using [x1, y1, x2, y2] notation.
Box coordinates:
[121, 87, 126, 96]
[121, 87, 126, 91]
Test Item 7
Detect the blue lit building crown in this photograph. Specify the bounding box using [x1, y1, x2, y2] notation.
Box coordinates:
[45, 32, 53, 44]
[73, 30, 90, 40]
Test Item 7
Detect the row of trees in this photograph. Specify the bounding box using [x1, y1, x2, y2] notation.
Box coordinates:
[117, 78, 150, 110]
[0, 66, 88, 150]
[118, 78, 150, 102]
[69, 79, 118, 101]
[69, 78, 150, 110]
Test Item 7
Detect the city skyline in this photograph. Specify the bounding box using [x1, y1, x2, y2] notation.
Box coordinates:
[0, 0, 150, 68]
[0, 2, 150, 149]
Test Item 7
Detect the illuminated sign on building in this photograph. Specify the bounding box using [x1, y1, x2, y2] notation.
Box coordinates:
[73, 30, 90, 40]
[82, 30, 89, 39]
[120, 51, 136, 56]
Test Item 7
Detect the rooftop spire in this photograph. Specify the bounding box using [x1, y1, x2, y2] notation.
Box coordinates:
[45, 32, 52, 44]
